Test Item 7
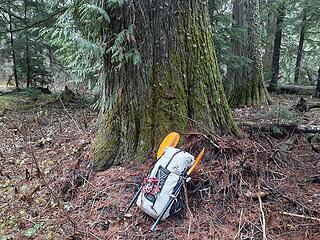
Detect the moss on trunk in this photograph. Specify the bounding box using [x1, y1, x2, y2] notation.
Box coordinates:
[228, 0, 270, 108]
[93, 0, 237, 170]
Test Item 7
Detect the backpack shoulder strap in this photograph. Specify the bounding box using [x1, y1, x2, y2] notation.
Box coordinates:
[165, 150, 183, 169]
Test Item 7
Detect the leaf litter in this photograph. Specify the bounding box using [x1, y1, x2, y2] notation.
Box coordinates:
[0, 94, 319, 239]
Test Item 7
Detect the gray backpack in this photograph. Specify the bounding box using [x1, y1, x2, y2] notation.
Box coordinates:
[136, 147, 194, 220]
[124, 132, 204, 231]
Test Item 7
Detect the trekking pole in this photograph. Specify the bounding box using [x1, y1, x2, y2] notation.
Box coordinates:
[150, 178, 184, 231]
[150, 197, 174, 231]
[125, 133, 181, 214]
[125, 185, 143, 214]
[151, 148, 205, 230]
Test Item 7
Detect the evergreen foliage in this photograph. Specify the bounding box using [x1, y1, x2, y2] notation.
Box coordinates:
[0, 0, 319, 95]
[0, 0, 56, 87]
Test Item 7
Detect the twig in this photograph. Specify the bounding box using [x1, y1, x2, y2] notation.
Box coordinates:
[233, 208, 244, 240]
[58, 96, 82, 133]
[88, 231, 102, 240]
[279, 211, 320, 222]
[183, 181, 193, 240]
[35, 114, 45, 138]
[258, 191, 267, 240]
[187, 132, 221, 149]
[163, 108, 222, 139]
[277, 101, 281, 125]
[29, 147, 60, 206]
[0, 7, 68, 34]
[73, 169, 96, 189]
[89, 207, 105, 230]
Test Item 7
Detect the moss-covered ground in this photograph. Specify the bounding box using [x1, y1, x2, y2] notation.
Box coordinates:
[0, 87, 60, 115]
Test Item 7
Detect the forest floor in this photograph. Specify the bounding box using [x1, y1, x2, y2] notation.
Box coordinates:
[0, 90, 319, 240]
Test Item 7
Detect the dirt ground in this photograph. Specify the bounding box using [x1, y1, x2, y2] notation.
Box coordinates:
[0, 92, 319, 239]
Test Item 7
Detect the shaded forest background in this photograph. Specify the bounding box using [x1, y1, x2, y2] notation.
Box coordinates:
[1, 0, 320, 96]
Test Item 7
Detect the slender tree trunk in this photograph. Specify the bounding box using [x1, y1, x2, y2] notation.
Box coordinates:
[306, 67, 314, 85]
[263, 0, 276, 80]
[228, 0, 269, 107]
[24, 0, 31, 87]
[294, 10, 307, 84]
[269, 3, 285, 91]
[316, 67, 320, 98]
[26, 43, 31, 86]
[8, 0, 18, 89]
[93, 0, 237, 170]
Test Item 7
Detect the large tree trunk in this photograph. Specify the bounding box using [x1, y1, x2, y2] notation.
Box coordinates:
[269, 3, 285, 91]
[93, 0, 237, 170]
[8, 0, 18, 89]
[228, 0, 269, 107]
[294, 10, 307, 84]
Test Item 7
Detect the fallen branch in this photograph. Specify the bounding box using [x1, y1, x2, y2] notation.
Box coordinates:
[258, 191, 267, 240]
[183, 181, 193, 240]
[275, 85, 315, 95]
[308, 104, 320, 111]
[279, 211, 320, 222]
[296, 124, 320, 133]
[240, 122, 320, 134]
[59, 96, 83, 133]
[233, 208, 244, 240]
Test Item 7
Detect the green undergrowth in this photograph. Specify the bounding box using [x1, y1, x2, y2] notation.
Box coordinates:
[0, 88, 58, 115]
[256, 106, 304, 124]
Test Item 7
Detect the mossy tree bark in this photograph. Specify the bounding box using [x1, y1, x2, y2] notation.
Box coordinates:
[228, 0, 269, 107]
[93, 0, 237, 171]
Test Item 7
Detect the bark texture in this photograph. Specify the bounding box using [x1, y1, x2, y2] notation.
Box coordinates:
[93, 0, 237, 170]
[269, 3, 285, 91]
[228, 0, 269, 107]
[294, 10, 307, 84]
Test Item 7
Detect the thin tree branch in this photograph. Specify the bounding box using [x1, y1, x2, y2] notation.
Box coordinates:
[0, 6, 24, 20]
[0, 7, 68, 34]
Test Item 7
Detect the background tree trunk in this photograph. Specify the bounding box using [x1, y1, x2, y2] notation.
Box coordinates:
[262, 0, 276, 81]
[306, 67, 314, 84]
[93, 0, 237, 170]
[228, 0, 269, 107]
[269, 3, 285, 91]
[294, 10, 307, 84]
[24, 0, 31, 87]
[316, 67, 320, 98]
[8, 0, 18, 89]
